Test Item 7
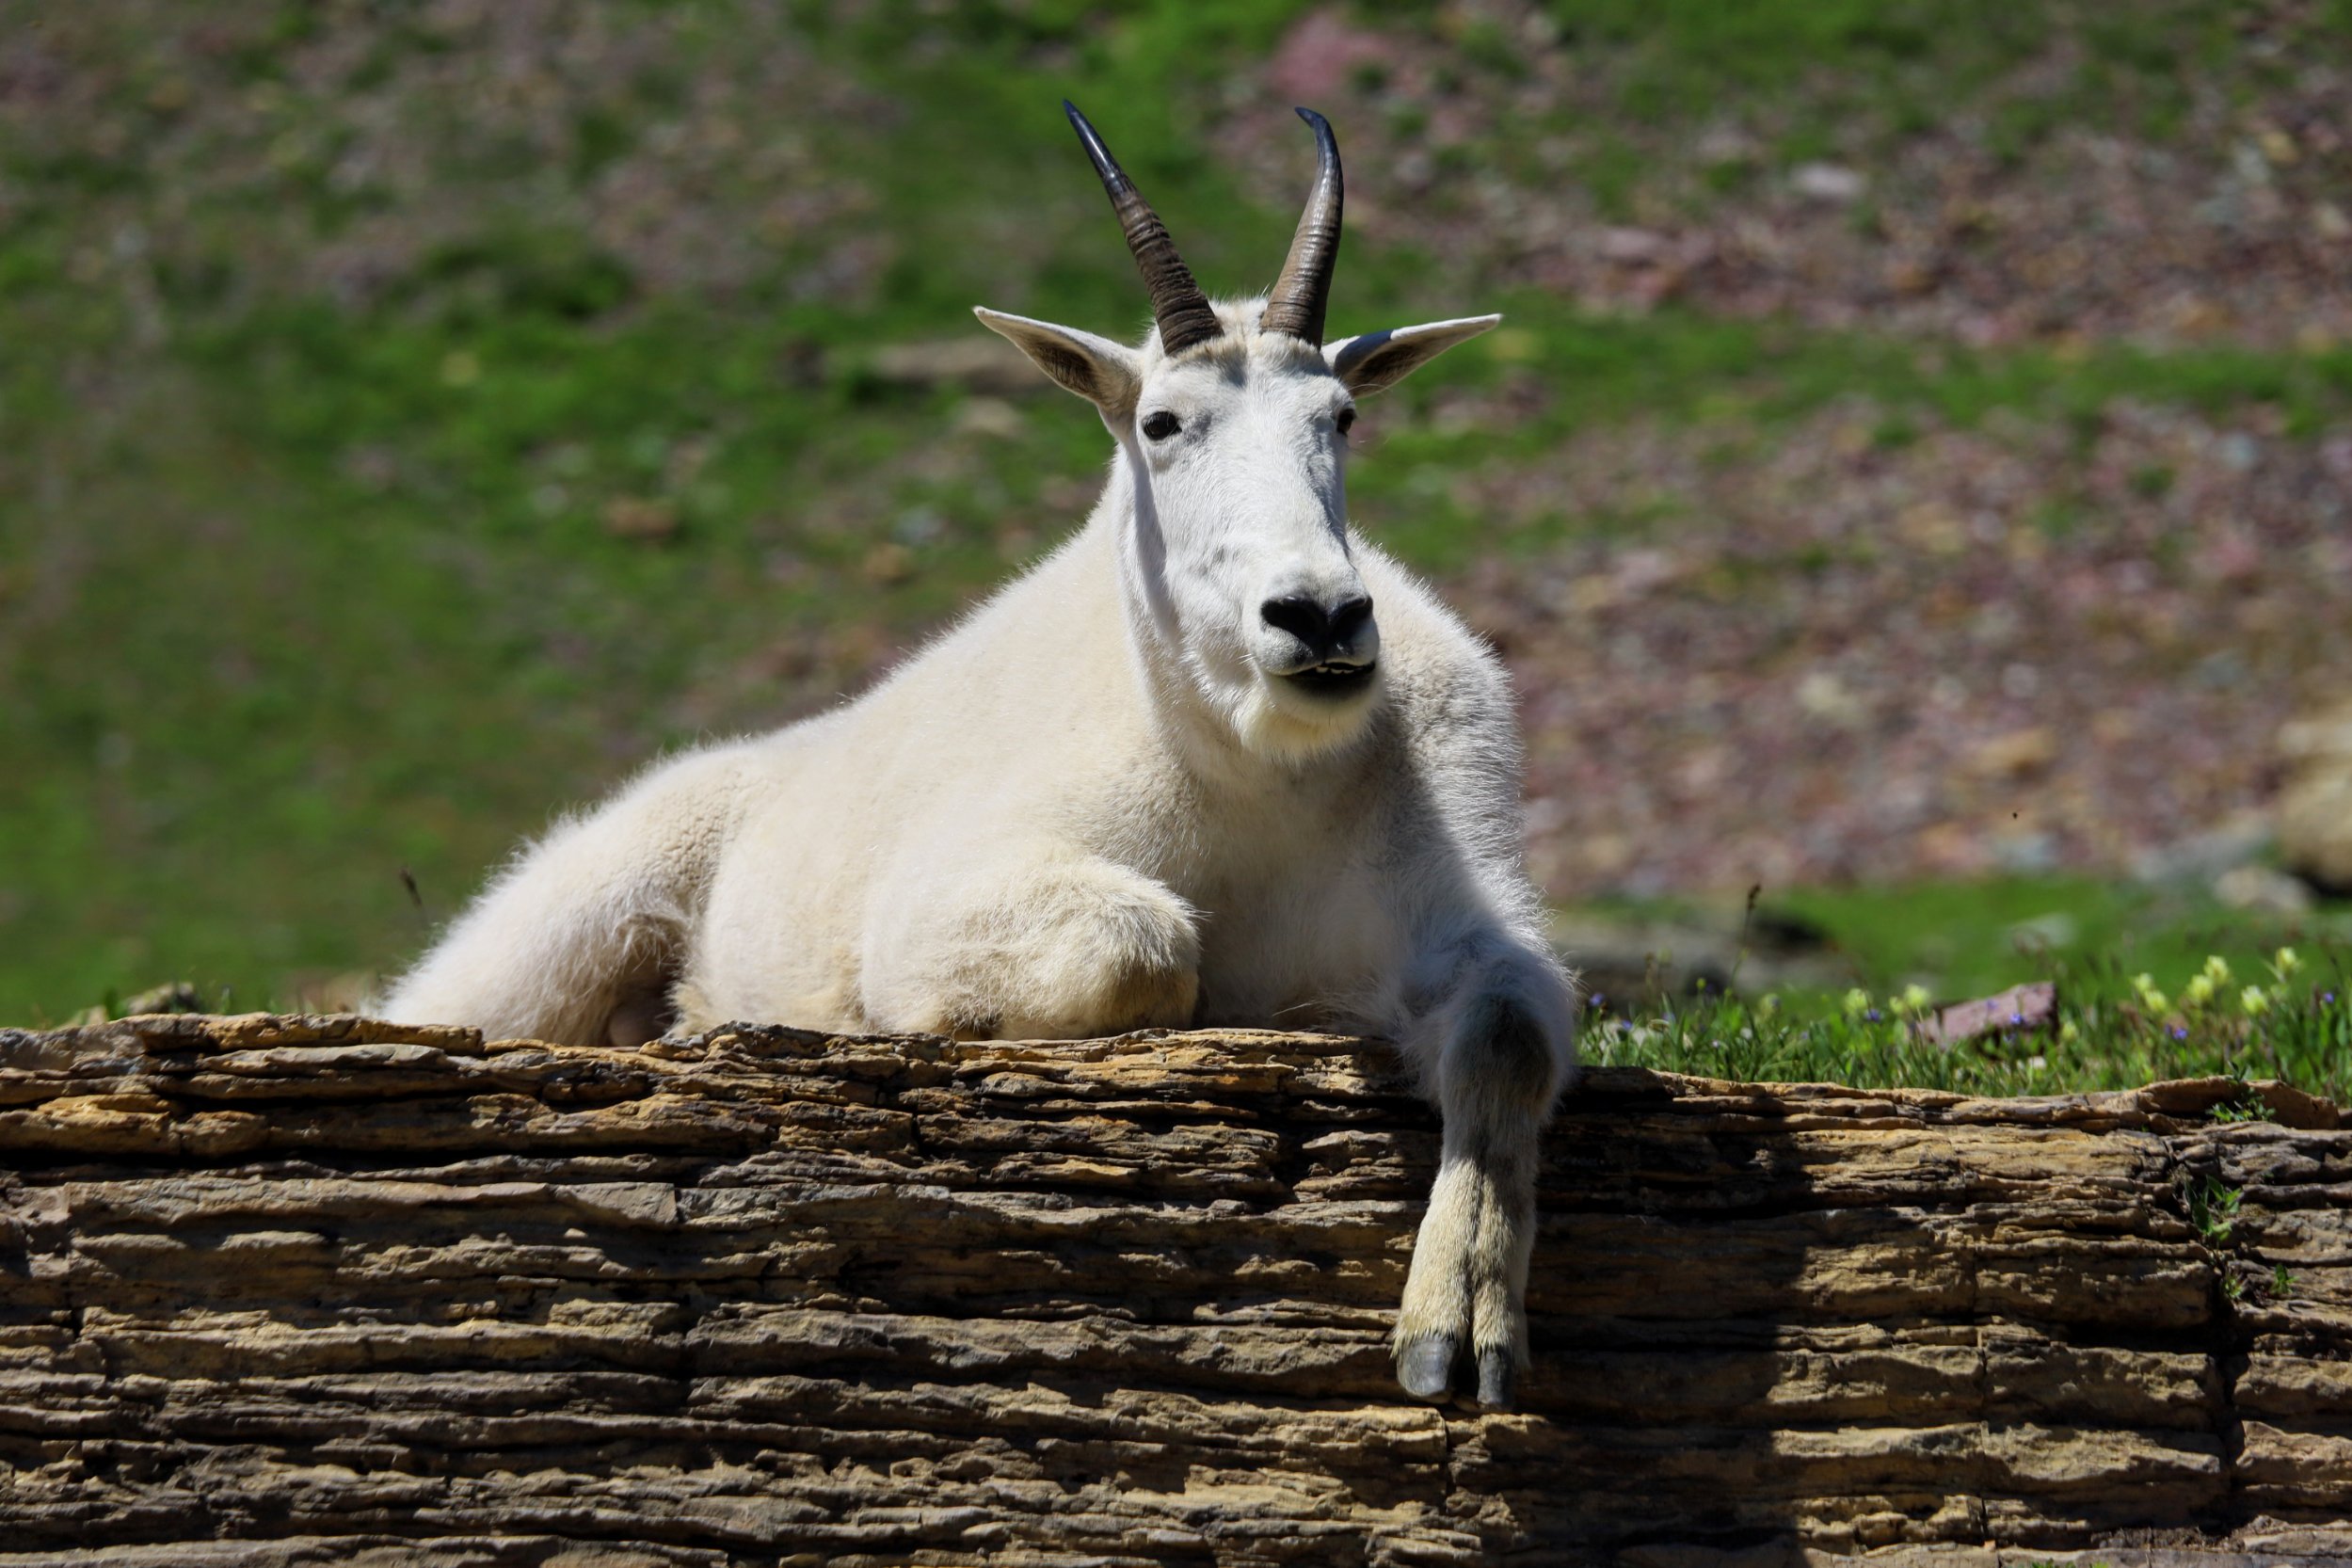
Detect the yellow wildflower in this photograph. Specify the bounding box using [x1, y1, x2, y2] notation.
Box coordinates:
[1842, 987, 1871, 1017]
[2203, 955, 2232, 984]
[2240, 985, 2270, 1017]
[2184, 974, 2216, 1007]
[2275, 946, 2302, 977]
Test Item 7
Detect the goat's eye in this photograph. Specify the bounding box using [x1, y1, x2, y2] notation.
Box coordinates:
[1142, 410, 1182, 440]
[1336, 407, 1357, 437]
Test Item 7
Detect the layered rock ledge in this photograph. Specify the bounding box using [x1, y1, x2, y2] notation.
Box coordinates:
[1, 1014, 2348, 1566]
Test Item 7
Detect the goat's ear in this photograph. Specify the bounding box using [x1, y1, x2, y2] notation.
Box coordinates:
[974, 308, 1144, 422]
[1325, 314, 1502, 397]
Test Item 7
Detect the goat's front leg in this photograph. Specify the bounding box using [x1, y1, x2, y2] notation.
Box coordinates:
[860, 843, 1201, 1040]
[1394, 946, 1577, 1408]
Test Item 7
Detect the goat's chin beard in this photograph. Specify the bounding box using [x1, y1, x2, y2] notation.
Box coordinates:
[1225, 667, 1386, 763]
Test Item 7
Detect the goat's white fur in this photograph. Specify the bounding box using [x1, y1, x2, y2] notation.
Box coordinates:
[383, 296, 1577, 1406]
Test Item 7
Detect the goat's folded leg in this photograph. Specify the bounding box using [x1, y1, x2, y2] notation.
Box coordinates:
[1393, 961, 1576, 1408]
[861, 845, 1201, 1040]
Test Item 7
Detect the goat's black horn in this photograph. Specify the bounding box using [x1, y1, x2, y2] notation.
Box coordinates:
[1259, 106, 1342, 344]
[1064, 100, 1223, 357]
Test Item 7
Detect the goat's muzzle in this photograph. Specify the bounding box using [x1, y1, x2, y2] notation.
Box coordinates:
[1260, 592, 1380, 696]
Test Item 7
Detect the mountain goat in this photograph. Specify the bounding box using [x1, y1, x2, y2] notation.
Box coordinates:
[384, 103, 1578, 1407]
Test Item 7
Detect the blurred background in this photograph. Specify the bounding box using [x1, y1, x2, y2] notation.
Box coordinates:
[5, 0, 2350, 1025]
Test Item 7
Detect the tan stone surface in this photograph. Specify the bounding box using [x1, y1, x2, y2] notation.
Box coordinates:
[1, 1014, 2348, 1565]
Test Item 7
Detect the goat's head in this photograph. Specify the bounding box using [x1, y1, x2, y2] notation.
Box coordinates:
[978, 103, 1496, 760]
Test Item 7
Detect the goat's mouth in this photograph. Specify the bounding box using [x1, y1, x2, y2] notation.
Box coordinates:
[1282, 659, 1379, 697]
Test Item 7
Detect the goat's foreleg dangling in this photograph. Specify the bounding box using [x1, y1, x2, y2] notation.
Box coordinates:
[1393, 955, 1576, 1407]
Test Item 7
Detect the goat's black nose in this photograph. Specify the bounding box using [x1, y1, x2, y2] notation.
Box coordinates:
[1327, 594, 1373, 646]
[1261, 593, 1373, 657]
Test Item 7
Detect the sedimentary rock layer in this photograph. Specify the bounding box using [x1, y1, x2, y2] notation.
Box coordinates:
[0, 1014, 2347, 1565]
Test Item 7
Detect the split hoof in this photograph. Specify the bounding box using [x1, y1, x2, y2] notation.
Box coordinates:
[1396, 1336, 1458, 1401]
[1475, 1346, 1515, 1410]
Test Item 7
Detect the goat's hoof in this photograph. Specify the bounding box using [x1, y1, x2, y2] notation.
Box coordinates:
[1396, 1336, 1458, 1401]
[1475, 1347, 1515, 1410]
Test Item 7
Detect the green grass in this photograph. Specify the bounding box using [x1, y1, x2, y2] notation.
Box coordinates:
[1587, 944, 2352, 1099]
[1560, 882, 2352, 1096]
[1570, 873, 2349, 1010]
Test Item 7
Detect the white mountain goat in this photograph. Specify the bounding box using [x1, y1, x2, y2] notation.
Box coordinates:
[383, 103, 1578, 1407]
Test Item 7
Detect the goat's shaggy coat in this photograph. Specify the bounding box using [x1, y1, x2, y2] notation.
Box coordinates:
[385, 106, 1577, 1408]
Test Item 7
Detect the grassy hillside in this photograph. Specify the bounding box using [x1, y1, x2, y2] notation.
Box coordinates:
[5, 0, 2351, 1027]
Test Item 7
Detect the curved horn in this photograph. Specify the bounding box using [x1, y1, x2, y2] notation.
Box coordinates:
[1064, 101, 1223, 357]
[1259, 106, 1342, 344]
